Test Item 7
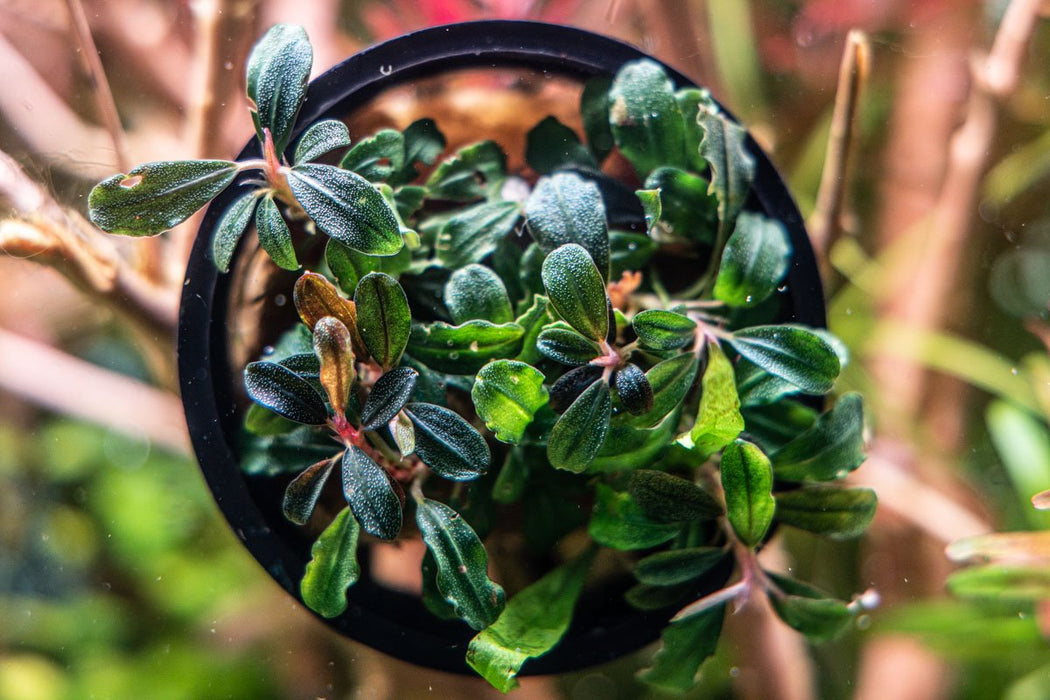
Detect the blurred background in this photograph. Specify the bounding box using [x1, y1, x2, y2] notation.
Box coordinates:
[1, 1, 1049, 698]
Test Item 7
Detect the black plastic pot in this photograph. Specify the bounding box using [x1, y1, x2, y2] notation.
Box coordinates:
[178, 20, 825, 676]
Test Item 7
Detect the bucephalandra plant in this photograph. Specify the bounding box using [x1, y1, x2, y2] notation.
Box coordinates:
[88, 24, 877, 694]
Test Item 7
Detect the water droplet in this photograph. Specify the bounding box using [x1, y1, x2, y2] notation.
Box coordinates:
[224, 61, 233, 70]
[379, 65, 393, 76]
[449, 351, 460, 360]
[275, 294, 287, 307]
[262, 345, 275, 356]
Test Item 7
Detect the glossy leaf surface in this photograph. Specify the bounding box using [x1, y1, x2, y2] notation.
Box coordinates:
[312, 317, 354, 417]
[436, 200, 521, 268]
[246, 24, 311, 153]
[721, 439, 775, 546]
[639, 603, 725, 693]
[771, 393, 866, 481]
[212, 190, 258, 272]
[472, 360, 548, 444]
[405, 402, 490, 480]
[633, 309, 697, 351]
[714, 212, 791, 307]
[688, 342, 744, 456]
[525, 116, 597, 173]
[627, 353, 699, 428]
[613, 362, 654, 415]
[300, 507, 360, 618]
[255, 195, 298, 270]
[282, 457, 336, 525]
[360, 367, 417, 431]
[244, 361, 328, 425]
[425, 141, 506, 201]
[775, 486, 876, 539]
[294, 119, 351, 164]
[635, 547, 728, 586]
[627, 470, 722, 523]
[547, 379, 611, 473]
[536, 326, 601, 366]
[768, 574, 854, 641]
[339, 129, 404, 181]
[589, 484, 680, 550]
[608, 59, 688, 177]
[407, 321, 525, 375]
[445, 264, 514, 324]
[541, 244, 609, 342]
[644, 167, 718, 243]
[728, 326, 839, 395]
[354, 272, 410, 369]
[696, 98, 755, 235]
[341, 446, 402, 540]
[526, 173, 609, 277]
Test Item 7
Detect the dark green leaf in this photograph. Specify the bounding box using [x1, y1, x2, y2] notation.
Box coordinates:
[714, 212, 792, 307]
[312, 316, 354, 417]
[492, 447, 529, 504]
[472, 360, 548, 444]
[88, 160, 237, 236]
[767, 573, 854, 641]
[675, 87, 710, 173]
[324, 238, 411, 295]
[771, 393, 866, 481]
[608, 59, 688, 177]
[548, 365, 603, 413]
[339, 129, 404, 182]
[541, 244, 609, 342]
[467, 548, 594, 693]
[278, 352, 320, 377]
[610, 229, 657, 277]
[212, 190, 259, 272]
[776, 486, 876, 539]
[547, 380, 611, 473]
[721, 439, 775, 546]
[580, 76, 614, 161]
[696, 98, 755, 236]
[408, 320, 525, 374]
[613, 362, 654, 415]
[519, 242, 546, 300]
[990, 247, 1050, 318]
[627, 470, 722, 523]
[625, 581, 697, 611]
[736, 359, 800, 406]
[282, 456, 337, 526]
[591, 407, 679, 472]
[240, 425, 337, 476]
[244, 361, 328, 425]
[536, 326, 601, 366]
[405, 402, 490, 480]
[435, 200, 521, 268]
[638, 603, 725, 693]
[445, 264, 513, 324]
[415, 498, 505, 630]
[635, 547, 728, 586]
[425, 140, 506, 201]
[391, 118, 446, 185]
[300, 507, 360, 618]
[294, 119, 351, 164]
[728, 326, 840, 395]
[354, 272, 411, 369]
[644, 167, 719, 244]
[589, 483, 680, 550]
[633, 309, 697, 350]
[742, 401, 819, 454]
[255, 196, 298, 270]
[360, 367, 418, 430]
[625, 353, 700, 428]
[687, 342, 744, 456]
[244, 402, 297, 436]
[341, 446, 402, 540]
[526, 173, 610, 278]
[421, 549, 458, 620]
[525, 116, 597, 174]
[512, 294, 552, 365]
[393, 185, 426, 221]
[246, 24, 311, 153]
[286, 163, 402, 255]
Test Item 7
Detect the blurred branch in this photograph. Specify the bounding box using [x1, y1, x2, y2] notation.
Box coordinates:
[640, 0, 721, 95]
[0, 327, 188, 454]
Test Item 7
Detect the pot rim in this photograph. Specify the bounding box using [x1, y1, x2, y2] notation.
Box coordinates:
[178, 19, 825, 676]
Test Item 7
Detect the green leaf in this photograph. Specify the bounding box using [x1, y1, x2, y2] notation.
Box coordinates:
[636, 188, 662, 235]
[404, 403, 490, 480]
[627, 470, 722, 523]
[339, 129, 404, 182]
[282, 456, 337, 525]
[493, 447, 529, 504]
[421, 549, 458, 620]
[300, 507, 360, 618]
[947, 564, 1050, 602]
[547, 379, 611, 473]
[635, 547, 728, 586]
[244, 361, 328, 425]
[638, 603, 725, 693]
[445, 265, 513, 324]
[312, 316, 354, 417]
[294, 119, 352, 164]
[610, 229, 657, 277]
[713, 212, 791, 307]
[696, 98, 755, 236]
[341, 446, 402, 540]
[390, 410, 415, 455]
[360, 367, 418, 431]
[767, 574, 854, 641]
[590, 408, 679, 472]
[407, 320, 525, 374]
[324, 238, 411, 295]
[728, 326, 840, 395]
[393, 185, 426, 221]
[286, 163, 402, 255]
[675, 87, 710, 173]
[580, 76, 614, 161]
[626, 353, 700, 429]
[391, 118, 446, 185]
[425, 140, 506, 201]
[613, 362, 654, 415]
[608, 59, 688, 177]
[467, 548, 595, 693]
[736, 359, 800, 407]
[212, 190, 259, 272]
[472, 360, 548, 444]
[633, 309, 697, 350]
[526, 173, 610, 278]
[536, 326, 601, 366]
[549, 365, 603, 413]
[255, 195, 298, 270]
[244, 402, 297, 436]
[688, 342, 744, 456]
[625, 581, 697, 611]
[525, 116, 597, 174]
[415, 498, 505, 630]
[240, 425, 337, 476]
[721, 439, 775, 546]
[742, 401, 818, 452]
[88, 160, 238, 236]
[775, 486, 876, 539]
[246, 24, 312, 154]
[354, 272, 411, 369]
[771, 393, 866, 481]
[589, 483, 680, 550]
[512, 294, 552, 365]
[541, 244, 609, 342]
[644, 167, 719, 244]
[436, 200, 521, 268]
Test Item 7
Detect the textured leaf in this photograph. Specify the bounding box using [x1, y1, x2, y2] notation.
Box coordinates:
[610, 229, 658, 277]
[547, 379, 611, 473]
[526, 173, 609, 278]
[389, 410, 415, 455]
[312, 317, 354, 417]
[627, 470, 722, 523]
[212, 190, 259, 272]
[255, 195, 298, 270]
[89, 160, 237, 236]
[625, 581, 697, 611]
[339, 129, 404, 182]
[636, 188, 661, 234]
[282, 456, 337, 525]
[300, 507, 360, 618]
[407, 320, 524, 374]
[404, 402, 490, 480]
[244, 361, 328, 425]
[768, 574, 854, 641]
[341, 446, 402, 540]
[608, 59, 688, 177]
[391, 118, 446, 185]
[721, 439, 775, 546]
[241, 425, 338, 476]
[324, 238, 411, 295]
[416, 498, 505, 630]
[354, 272, 410, 369]
[613, 362, 654, 415]
[590, 408, 679, 472]
[467, 548, 594, 693]
[286, 163, 402, 255]
[445, 264, 513, 324]
[292, 271, 364, 354]
[728, 326, 840, 395]
[512, 294, 552, 365]
[696, 98, 755, 236]
[246, 24, 311, 153]
[541, 244, 609, 342]
[525, 116, 597, 174]
[775, 486, 876, 539]
[472, 360, 548, 444]
[644, 167, 719, 243]
[626, 353, 700, 428]
[635, 547, 728, 586]
[675, 87, 711, 172]
[714, 212, 792, 307]
[580, 76, 614, 161]
[633, 309, 697, 350]
[425, 140, 506, 201]
[638, 603, 725, 693]
[360, 367, 417, 431]
[736, 359, 800, 407]
[548, 364, 603, 413]
[244, 402, 297, 436]
[436, 200, 521, 268]
[688, 342, 744, 456]
[420, 549, 458, 620]
[771, 393, 866, 481]
[589, 483, 680, 550]
[294, 119, 351, 164]
[536, 326, 601, 366]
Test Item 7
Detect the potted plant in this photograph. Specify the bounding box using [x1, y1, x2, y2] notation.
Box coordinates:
[87, 21, 874, 693]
